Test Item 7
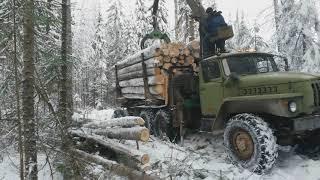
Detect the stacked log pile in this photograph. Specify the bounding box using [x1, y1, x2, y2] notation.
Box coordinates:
[71, 116, 153, 176]
[116, 40, 200, 102]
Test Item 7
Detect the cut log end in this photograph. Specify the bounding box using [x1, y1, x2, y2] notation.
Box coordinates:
[141, 154, 150, 165]
[140, 128, 150, 142]
[135, 117, 145, 126]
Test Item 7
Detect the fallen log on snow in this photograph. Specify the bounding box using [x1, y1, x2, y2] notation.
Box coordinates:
[71, 149, 157, 179]
[71, 131, 150, 165]
[83, 116, 145, 129]
[93, 127, 150, 142]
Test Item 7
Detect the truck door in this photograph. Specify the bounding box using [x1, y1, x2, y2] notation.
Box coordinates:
[199, 60, 223, 116]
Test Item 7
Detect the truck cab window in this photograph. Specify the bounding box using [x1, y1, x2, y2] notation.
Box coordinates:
[202, 61, 221, 82]
[227, 55, 279, 75]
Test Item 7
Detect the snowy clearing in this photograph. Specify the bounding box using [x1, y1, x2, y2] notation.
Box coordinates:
[0, 153, 62, 180]
[2, 109, 320, 180]
[78, 109, 320, 180]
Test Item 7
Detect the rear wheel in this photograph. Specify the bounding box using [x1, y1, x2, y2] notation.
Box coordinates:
[139, 110, 155, 134]
[154, 110, 177, 141]
[224, 113, 278, 174]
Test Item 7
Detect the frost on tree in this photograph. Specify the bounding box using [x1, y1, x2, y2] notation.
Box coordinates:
[226, 11, 268, 51]
[275, 0, 320, 71]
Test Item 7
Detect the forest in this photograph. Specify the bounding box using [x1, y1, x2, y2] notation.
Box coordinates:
[1, 0, 320, 179]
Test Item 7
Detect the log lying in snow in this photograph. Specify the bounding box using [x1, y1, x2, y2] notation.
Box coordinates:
[71, 131, 150, 165]
[119, 76, 165, 87]
[93, 127, 150, 142]
[71, 149, 156, 179]
[84, 116, 145, 129]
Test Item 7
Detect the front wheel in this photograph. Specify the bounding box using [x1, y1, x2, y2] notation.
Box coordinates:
[224, 113, 278, 174]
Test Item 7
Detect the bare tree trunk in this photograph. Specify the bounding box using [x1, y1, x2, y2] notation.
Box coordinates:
[315, 13, 320, 38]
[13, 0, 24, 178]
[174, 0, 179, 40]
[302, 33, 307, 54]
[60, 0, 78, 178]
[184, 13, 189, 43]
[273, 0, 281, 52]
[46, 0, 52, 34]
[189, 18, 195, 42]
[22, 0, 37, 179]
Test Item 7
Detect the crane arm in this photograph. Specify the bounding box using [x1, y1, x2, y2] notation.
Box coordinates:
[185, 0, 206, 20]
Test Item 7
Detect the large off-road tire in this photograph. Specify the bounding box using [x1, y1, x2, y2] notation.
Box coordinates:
[224, 113, 278, 174]
[154, 110, 177, 141]
[139, 110, 155, 134]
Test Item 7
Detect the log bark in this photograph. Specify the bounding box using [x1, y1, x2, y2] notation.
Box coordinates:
[93, 127, 150, 142]
[71, 149, 156, 179]
[117, 42, 161, 69]
[119, 76, 164, 87]
[118, 68, 161, 81]
[122, 93, 164, 100]
[71, 131, 150, 165]
[118, 58, 159, 75]
[121, 85, 164, 95]
[83, 116, 145, 128]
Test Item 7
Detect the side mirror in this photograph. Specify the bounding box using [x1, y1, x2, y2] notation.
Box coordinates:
[224, 73, 239, 87]
[229, 73, 240, 81]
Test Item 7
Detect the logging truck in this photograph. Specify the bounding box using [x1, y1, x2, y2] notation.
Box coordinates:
[114, 41, 320, 173]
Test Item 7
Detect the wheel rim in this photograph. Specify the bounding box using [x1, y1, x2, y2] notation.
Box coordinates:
[231, 129, 254, 160]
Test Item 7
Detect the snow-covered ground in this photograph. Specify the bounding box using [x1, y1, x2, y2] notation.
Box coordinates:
[2, 109, 320, 180]
[127, 134, 320, 180]
[0, 153, 62, 180]
[76, 109, 320, 180]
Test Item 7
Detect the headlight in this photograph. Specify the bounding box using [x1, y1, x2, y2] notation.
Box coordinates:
[289, 101, 297, 112]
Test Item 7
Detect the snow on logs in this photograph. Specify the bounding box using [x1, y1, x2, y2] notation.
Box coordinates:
[71, 149, 156, 180]
[116, 40, 200, 101]
[72, 115, 153, 175]
[82, 116, 150, 142]
[71, 131, 150, 165]
[84, 116, 145, 128]
[93, 127, 150, 142]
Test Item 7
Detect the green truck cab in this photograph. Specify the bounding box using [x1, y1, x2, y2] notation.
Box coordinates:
[197, 52, 320, 173]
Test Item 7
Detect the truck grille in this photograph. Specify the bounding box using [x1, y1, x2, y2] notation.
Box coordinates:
[311, 81, 320, 106]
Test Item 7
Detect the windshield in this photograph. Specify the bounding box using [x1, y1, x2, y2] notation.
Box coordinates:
[226, 55, 279, 75]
